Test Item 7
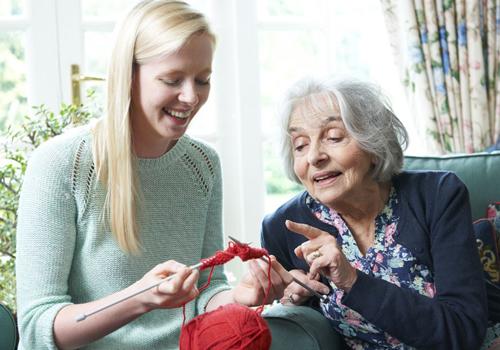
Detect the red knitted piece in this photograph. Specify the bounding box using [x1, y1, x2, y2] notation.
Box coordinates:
[179, 303, 272, 350]
[197, 242, 272, 313]
[179, 241, 273, 349]
[200, 241, 269, 270]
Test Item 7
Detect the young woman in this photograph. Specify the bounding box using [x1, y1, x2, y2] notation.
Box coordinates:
[16, 1, 288, 349]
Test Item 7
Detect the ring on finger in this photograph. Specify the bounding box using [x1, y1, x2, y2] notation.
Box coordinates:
[311, 250, 322, 259]
[288, 293, 295, 304]
[307, 250, 322, 262]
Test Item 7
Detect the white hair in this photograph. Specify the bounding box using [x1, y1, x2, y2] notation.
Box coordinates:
[279, 77, 409, 183]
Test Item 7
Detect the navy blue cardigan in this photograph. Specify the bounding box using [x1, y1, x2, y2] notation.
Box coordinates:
[261, 171, 487, 349]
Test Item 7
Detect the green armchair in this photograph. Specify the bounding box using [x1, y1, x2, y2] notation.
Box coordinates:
[264, 151, 500, 350]
[0, 303, 17, 350]
[404, 152, 500, 220]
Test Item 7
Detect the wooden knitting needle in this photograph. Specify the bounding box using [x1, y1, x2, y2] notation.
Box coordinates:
[75, 261, 204, 322]
[227, 235, 329, 303]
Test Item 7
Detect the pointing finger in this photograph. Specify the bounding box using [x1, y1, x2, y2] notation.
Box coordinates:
[286, 220, 330, 240]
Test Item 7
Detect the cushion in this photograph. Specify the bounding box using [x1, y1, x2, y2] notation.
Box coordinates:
[474, 218, 500, 285]
[404, 152, 500, 220]
[474, 217, 500, 322]
[487, 202, 500, 231]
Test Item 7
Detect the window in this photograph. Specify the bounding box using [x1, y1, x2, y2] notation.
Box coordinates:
[256, 0, 411, 215]
[3, 0, 409, 268]
[0, 0, 27, 132]
[80, 0, 136, 107]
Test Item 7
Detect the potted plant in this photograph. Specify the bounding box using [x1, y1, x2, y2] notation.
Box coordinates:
[0, 95, 99, 312]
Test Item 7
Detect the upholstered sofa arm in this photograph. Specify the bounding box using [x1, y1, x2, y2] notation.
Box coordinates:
[0, 303, 18, 350]
[264, 304, 344, 350]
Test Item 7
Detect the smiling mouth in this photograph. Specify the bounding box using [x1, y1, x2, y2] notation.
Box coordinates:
[313, 172, 342, 183]
[163, 108, 192, 120]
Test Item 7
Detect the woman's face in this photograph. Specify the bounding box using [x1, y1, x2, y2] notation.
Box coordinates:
[289, 94, 375, 208]
[131, 33, 213, 157]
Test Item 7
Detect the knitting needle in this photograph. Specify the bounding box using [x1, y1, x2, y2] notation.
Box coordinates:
[75, 261, 204, 322]
[227, 235, 329, 303]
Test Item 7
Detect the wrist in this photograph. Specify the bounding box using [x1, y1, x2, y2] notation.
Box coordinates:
[342, 269, 358, 293]
[329, 270, 358, 293]
[129, 281, 155, 314]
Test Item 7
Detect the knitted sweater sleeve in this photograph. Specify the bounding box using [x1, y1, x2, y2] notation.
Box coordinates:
[342, 172, 487, 349]
[195, 150, 230, 313]
[16, 134, 79, 349]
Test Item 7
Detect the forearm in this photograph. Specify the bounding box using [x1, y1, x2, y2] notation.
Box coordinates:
[53, 282, 149, 350]
[344, 271, 486, 349]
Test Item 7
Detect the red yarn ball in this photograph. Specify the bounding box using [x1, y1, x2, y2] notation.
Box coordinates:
[179, 303, 272, 350]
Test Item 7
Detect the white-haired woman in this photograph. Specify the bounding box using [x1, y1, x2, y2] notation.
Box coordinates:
[261, 78, 488, 349]
[16, 1, 288, 349]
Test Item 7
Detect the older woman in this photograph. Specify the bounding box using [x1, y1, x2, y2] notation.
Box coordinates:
[261, 78, 488, 349]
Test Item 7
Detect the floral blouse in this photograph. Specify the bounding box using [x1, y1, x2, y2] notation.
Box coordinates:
[305, 188, 436, 349]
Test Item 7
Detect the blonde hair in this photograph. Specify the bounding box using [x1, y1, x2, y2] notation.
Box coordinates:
[92, 0, 215, 254]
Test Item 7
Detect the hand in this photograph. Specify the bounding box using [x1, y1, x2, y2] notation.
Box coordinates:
[279, 269, 330, 305]
[287, 220, 358, 292]
[135, 260, 200, 310]
[233, 256, 293, 306]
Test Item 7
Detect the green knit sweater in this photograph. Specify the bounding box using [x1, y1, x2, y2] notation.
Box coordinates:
[16, 127, 230, 349]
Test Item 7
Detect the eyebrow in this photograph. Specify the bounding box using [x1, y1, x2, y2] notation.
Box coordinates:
[157, 68, 212, 77]
[288, 115, 341, 133]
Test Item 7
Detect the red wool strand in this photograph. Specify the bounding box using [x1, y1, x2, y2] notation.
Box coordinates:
[179, 241, 273, 350]
[197, 241, 272, 314]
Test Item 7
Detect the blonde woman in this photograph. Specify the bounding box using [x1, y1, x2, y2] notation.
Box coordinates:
[16, 1, 289, 349]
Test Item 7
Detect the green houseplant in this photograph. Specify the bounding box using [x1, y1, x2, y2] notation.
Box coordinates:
[0, 96, 99, 312]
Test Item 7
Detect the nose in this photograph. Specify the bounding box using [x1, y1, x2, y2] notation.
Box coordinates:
[307, 140, 328, 166]
[179, 81, 199, 106]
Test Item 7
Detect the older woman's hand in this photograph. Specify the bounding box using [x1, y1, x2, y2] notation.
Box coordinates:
[286, 220, 358, 292]
[280, 269, 330, 305]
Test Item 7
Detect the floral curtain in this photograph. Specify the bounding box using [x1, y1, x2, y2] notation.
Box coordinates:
[381, 0, 500, 154]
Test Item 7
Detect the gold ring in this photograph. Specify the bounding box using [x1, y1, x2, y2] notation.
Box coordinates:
[308, 250, 322, 263]
[311, 250, 322, 259]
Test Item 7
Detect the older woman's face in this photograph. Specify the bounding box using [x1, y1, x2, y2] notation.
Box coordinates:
[289, 94, 375, 207]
